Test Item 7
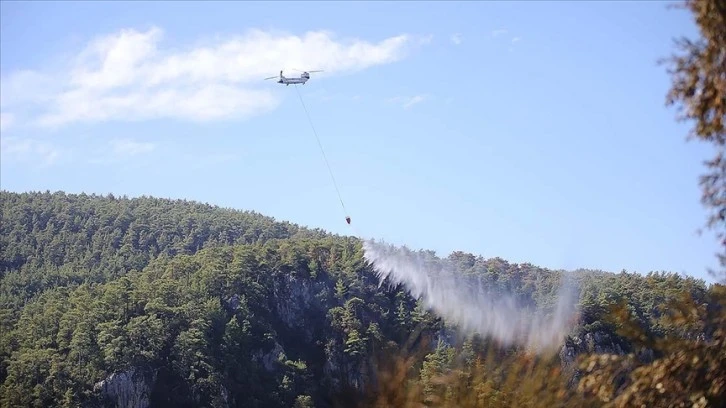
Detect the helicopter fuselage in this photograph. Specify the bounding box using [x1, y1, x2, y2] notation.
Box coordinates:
[277, 77, 308, 85]
[278, 76, 309, 85]
[265, 70, 317, 85]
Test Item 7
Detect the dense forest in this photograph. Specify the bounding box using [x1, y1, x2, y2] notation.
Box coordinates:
[0, 190, 722, 407]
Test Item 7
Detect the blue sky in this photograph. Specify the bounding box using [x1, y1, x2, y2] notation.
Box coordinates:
[1, 1, 719, 282]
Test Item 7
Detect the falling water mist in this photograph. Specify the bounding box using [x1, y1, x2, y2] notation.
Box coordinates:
[362, 239, 580, 353]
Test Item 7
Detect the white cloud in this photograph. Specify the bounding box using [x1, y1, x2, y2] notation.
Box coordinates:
[450, 33, 463, 45]
[1, 27, 426, 129]
[111, 139, 155, 156]
[387, 94, 429, 109]
[0, 136, 64, 167]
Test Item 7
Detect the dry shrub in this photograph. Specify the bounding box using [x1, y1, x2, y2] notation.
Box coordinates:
[360, 285, 726, 408]
[362, 330, 600, 408]
[578, 284, 726, 407]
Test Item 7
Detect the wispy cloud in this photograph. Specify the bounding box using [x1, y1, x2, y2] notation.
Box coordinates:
[418, 34, 434, 46]
[491, 29, 508, 38]
[387, 94, 429, 109]
[306, 88, 336, 102]
[305, 88, 365, 104]
[110, 139, 155, 156]
[509, 37, 523, 53]
[0, 112, 14, 132]
[450, 33, 463, 45]
[86, 138, 156, 165]
[1, 27, 428, 129]
[0, 136, 64, 167]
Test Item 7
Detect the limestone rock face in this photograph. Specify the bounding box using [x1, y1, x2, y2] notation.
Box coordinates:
[94, 368, 155, 408]
[559, 331, 627, 367]
[272, 274, 326, 341]
[559, 331, 626, 366]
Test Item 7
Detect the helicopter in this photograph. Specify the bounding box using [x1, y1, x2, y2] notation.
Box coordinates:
[264, 69, 323, 86]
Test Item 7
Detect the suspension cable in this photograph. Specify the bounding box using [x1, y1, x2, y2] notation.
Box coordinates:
[293, 84, 349, 222]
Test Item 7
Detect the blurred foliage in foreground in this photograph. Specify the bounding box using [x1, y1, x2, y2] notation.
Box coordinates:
[362, 284, 726, 408]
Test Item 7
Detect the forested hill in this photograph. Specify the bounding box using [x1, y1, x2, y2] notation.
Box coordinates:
[0, 190, 717, 408]
[1, 190, 329, 274]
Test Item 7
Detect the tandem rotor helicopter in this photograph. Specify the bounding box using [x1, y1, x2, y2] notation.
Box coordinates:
[264, 69, 323, 86]
[264, 67, 352, 226]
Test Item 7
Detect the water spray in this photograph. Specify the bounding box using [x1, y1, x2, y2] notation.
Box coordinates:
[362, 239, 580, 353]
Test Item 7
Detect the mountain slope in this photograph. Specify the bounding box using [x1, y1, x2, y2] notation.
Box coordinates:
[0, 190, 713, 407]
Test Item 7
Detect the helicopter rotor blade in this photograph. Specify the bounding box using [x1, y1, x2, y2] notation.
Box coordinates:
[264, 76, 278, 80]
[292, 68, 324, 73]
